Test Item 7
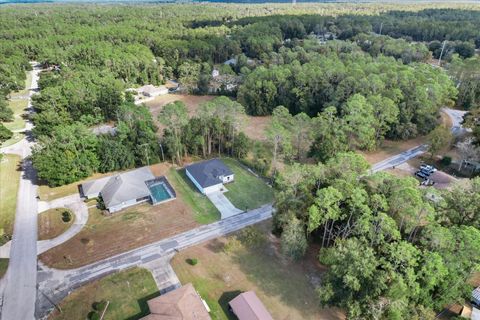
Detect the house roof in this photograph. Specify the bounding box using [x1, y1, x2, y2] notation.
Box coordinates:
[229, 291, 273, 320]
[140, 283, 211, 320]
[138, 84, 168, 95]
[81, 175, 112, 197]
[101, 167, 155, 208]
[185, 159, 233, 188]
[81, 167, 155, 209]
[473, 287, 480, 305]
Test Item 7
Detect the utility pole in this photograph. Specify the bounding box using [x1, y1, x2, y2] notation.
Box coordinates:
[379, 22, 383, 36]
[438, 40, 447, 66]
[140, 143, 150, 166]
[158, 141, 165, 162]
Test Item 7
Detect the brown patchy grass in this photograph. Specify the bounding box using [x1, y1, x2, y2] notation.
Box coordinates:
[171, 222, 344, 320]
[39, 200, 199, 269]
[38, 208, 74, 241]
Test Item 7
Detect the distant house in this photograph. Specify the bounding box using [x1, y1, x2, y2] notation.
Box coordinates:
[80, 167, 175, 213]
[141, 283, 211, 320]
[90, 124, 117, 136]
[229, 291, 273, 320]
[138, 84, 169, 97]
[185, 159, 234, 194]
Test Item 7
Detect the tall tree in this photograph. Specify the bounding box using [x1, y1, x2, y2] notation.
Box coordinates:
[158, 101, 188, 164]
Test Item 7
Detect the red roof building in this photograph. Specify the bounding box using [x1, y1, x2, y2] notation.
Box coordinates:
[229, 291, 274, 320]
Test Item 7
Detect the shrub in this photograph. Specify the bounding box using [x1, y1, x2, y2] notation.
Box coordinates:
[61, 210, 72, 223]
[92, 300, 107, 311]
[187, 258, 198, 266]
[441, 156, 452, 166]
[239, 227, 266, 248]
[223, 237, 242, 253]
[88, 311, 100, 320]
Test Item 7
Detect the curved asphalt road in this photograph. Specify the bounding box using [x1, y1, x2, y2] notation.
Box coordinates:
[371, 108, 467, 173]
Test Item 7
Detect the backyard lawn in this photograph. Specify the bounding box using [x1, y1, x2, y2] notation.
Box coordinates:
[171, 223, 344, 320]
[168, 168, 220, 224]
[48, 267, 159, 320]
[38, 208, 75, 240]
[0, 154, 21, 245]
[222, 158, 274, 210]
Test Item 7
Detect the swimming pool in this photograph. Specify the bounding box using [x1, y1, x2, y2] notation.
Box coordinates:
[146, 177, 176, 205]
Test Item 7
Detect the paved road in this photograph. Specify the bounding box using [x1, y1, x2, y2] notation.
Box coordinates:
[371, 108, 467, 173]
[442, 107, 468, 136]
[36, 204, 273, 317]
[1, 63, 42, 320]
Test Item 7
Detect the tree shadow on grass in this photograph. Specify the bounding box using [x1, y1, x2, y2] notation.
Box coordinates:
[124, 291, 161, 320]
[218, 290, 242, 320]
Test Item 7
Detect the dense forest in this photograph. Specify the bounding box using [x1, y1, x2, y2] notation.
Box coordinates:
[1, 3, 480, 318]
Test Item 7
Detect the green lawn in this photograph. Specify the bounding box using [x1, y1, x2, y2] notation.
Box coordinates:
[48, 267, 159, 320]
[167, 168, 220, 224]
[0, 154, 21, 245]
[0, 258, 8, 278]
[222, 158, 274, 210]
[2, 70, 32, 134]
[4, 99, 28, 131]
[0, 131, 25, 148]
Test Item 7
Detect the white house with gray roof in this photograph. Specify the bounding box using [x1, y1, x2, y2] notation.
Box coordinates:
[80, 167, 175, 213]
[185, 159, 234, 195]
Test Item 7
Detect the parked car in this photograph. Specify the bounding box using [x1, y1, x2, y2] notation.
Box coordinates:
[420, 168, 433, 176]
[415, 171, 428, 179]
[420, 164, 437, 173]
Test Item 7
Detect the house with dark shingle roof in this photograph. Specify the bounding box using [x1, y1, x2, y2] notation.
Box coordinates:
[185, 159, 234, 194]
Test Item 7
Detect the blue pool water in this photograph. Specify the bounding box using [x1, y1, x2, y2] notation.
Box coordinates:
[149, 182, 172, 203]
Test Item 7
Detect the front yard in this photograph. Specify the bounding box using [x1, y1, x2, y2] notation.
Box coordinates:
[222, 158, 274, 210]
[38, 208, 75, 240]
[0, 154, 21, 245]
[168, 168, 220, 224]
[171, 222, 344, 320]
[48, 267, 159, 320]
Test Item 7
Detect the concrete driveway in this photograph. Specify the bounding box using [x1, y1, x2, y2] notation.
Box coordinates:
[206, 191, 243, 219]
